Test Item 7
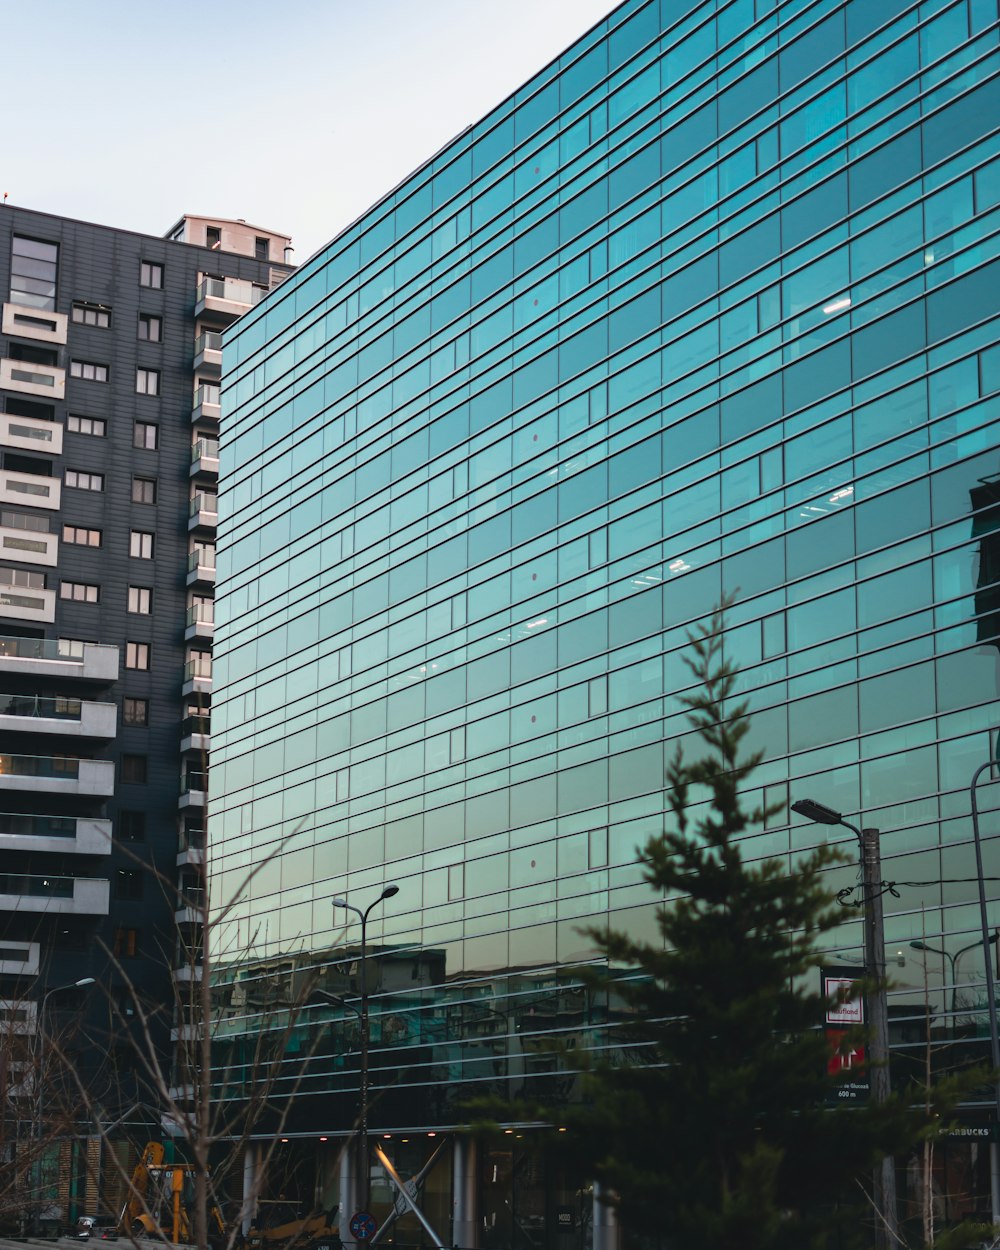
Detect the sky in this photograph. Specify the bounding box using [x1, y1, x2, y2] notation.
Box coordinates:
[2, 0, 621, 264]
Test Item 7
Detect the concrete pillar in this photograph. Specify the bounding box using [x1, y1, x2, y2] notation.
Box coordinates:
[591, 1183, 620, 1250]
[242, 1143, 260, 1235]
[452, 1137, 479, 1249]
[338, 1139, 362, 1248]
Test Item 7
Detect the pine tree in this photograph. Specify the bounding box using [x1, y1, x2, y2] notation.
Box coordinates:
[525, 607, 974, 1250]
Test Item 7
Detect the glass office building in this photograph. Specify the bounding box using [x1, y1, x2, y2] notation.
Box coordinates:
[213, 0, 1000, 1238]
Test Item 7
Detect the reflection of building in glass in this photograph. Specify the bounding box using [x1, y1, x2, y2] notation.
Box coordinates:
[212, 0, 1000, 1240]
[971, 477, 1000, 648]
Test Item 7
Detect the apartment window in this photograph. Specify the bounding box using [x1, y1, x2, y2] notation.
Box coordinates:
[113, 927, 138, 958]
[137, 313, 161, 342]
[123, 696, 149, 727]
[69, 359, 108, 383]
[131, 477, 156, 505]
[62, 524, 102, 547]
[255, 237, 269, 261]
[113, 869, 143, 901]
[121, 754, 147, 784]
[206, 226, 222, 249]
[139, 261, 163, 289]
[11, 236, 58, 311]
[125, 641, 150, 670]
[9, 342, 57, 367]
[66, 414, 106, 437]
[133, 421, 158, 450]
[127, 586, 152, 615]
[129, 530, 154, 559]
[65, 469, 104, 492]
[71, 302, 111, 329]
[60, 580, 100, 603]
[119, 809, 145, 841]
[57, 637, 88, 659]
[136, 368, 159, 396]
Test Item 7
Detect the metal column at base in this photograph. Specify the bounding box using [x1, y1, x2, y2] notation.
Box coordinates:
[592, 1183, 620, 1250]
[452, 1138, 479, 1249]
[338, 1140, 362, 1248]
[242, 1142, 261, 1235]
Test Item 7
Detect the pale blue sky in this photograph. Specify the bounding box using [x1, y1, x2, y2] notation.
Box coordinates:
[3, 0, 620, 262]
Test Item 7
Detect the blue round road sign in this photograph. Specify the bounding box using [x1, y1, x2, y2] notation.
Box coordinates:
[350, 1211, 377, 1241]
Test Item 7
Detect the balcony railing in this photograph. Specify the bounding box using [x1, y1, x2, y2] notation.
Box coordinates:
[194, 383, 221, 408]
[184, 657, 212, 682]
[195, 277, 265, 308]
[0, 872, 73, 898]
[187, 551, 216, 574]
[194, 332, 223, 357]
[186, 602, 215, 628]
[0, 635, 66, 661]
[189, 493, 218, 519]
[0, 812, 76, 838]
[192, 438, 220, 463]
[0, 753, 80, 779]
[0, 693, 82, 720]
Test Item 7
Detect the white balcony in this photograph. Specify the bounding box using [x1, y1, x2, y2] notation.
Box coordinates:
[188, 492, 218, 533]
[190, 438, 220, 478]
[0, 637, 119, 682]
[0, 940, 39, 976]
[0, 358, 65, 401]
[186, 558, 216, 589]
[176, 844, 205, 869]
[0, 693, 116, 738]
[0, 413, 62, 455]
[194, 276, 266, 323]
[0, 524, 57, 567]
[0, 813, 111, 856]
[0, 469, 60, 511]
[2, 303, 67, 345]
[0, 584, 55, 624]
[0, 754, 114, 796]
[193, 332, 223, 375]
[0, 875, 110, 916]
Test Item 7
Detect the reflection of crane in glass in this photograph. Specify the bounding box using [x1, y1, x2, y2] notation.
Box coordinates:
[971, 476, 1000, 648]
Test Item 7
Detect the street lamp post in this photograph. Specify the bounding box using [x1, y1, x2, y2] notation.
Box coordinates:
[909, 937, 999, 1021]
[32, 978, 95, 1233]
[969, 760, 1000, 1221]
[331, 885, 399, 1215]
[792, 799, 898, 1249]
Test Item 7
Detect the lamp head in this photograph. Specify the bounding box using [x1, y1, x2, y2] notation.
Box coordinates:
[909, 941, 930, 952]
[380, 884, 400, 901]
[791, 798, 843, 826]
[76, 977, 96, 988]
[332, 898, 348, 909]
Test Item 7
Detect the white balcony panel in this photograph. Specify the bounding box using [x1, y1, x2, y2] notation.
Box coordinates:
[2, 303, 67, 345]
[0, 470, 60, 511]
[0, 815, 111, 856]
[0, 698, 116, 738]
[0, 940, 39, 976]
[0, 359, 65, 400]
[0, 877, 110, 916]
[0, 639, 119, 681]
[0, 413, 62, 455]
[0, 585, 55, 624]
[0, 526, 57, 567]
[178, 788, 206, 810]
[0, 758, 114, 796]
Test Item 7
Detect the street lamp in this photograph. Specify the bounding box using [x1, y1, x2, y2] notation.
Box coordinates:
[331, 885, 399, 1213]
[909, 937, 999, 1019]
[969, 759, 1000, 1221]
[792, 798, 898, 1249]
[33, 978, 95, 1233]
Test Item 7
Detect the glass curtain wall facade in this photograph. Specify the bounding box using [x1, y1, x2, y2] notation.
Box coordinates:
[213, 0, 1000, 1229]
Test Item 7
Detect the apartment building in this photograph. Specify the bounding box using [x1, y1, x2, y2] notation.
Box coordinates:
[0, 206, 292, 1219]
